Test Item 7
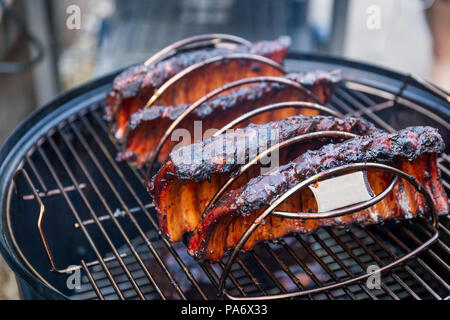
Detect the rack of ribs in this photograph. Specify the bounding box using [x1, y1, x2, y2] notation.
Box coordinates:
[106, 34, 448, 266]
[105, 36, 291, 141]
[186, 126, 448, 261]
[150, 115, 379, 243]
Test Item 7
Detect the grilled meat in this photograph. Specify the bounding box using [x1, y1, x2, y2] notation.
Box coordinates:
[150, 115, 379, 242]
[119, 70, 341, 166]
[187, 127, 448, 261]
[105, 36, 291, 141]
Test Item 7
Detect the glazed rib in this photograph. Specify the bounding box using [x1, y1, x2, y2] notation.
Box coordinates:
[187, 127, 448, 261]
[150, 115, 379, 242]
[119, 70, 341, 166]
[105, 36, 291, 141]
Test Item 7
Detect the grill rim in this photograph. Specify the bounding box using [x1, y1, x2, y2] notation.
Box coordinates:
[0, 52, 448, 300]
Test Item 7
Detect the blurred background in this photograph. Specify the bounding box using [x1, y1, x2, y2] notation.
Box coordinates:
[0, 0, 448, 299]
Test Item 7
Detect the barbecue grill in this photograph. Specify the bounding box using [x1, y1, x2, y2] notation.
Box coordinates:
[0, 41, 449, 300]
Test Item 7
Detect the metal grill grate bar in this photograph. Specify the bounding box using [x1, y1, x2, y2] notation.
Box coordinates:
[80, 260, 105, 300]
[311, 233, 378, 299]
[362, 228, 424, 299]
[327, 229, 400, 300]
[60, 127, 169, 298]
[279, 239, 336, 299]
[334, 88, 396, 133]
[28, 147, 126, 299]
[293, 235, 358, 300]
[45, 135, 148, 299]
[382, 227, 444, 299]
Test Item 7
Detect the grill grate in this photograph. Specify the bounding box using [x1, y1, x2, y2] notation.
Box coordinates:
[9, 63, 450, 300]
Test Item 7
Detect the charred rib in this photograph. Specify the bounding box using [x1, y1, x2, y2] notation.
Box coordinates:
[120, 70, 341, 166]
[105, 36, 291, 141]
[188, 126, 448, 261]
[150, 115, 378, 242]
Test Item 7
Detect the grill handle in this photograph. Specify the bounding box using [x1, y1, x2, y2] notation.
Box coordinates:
[14, 169, 71, 274]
